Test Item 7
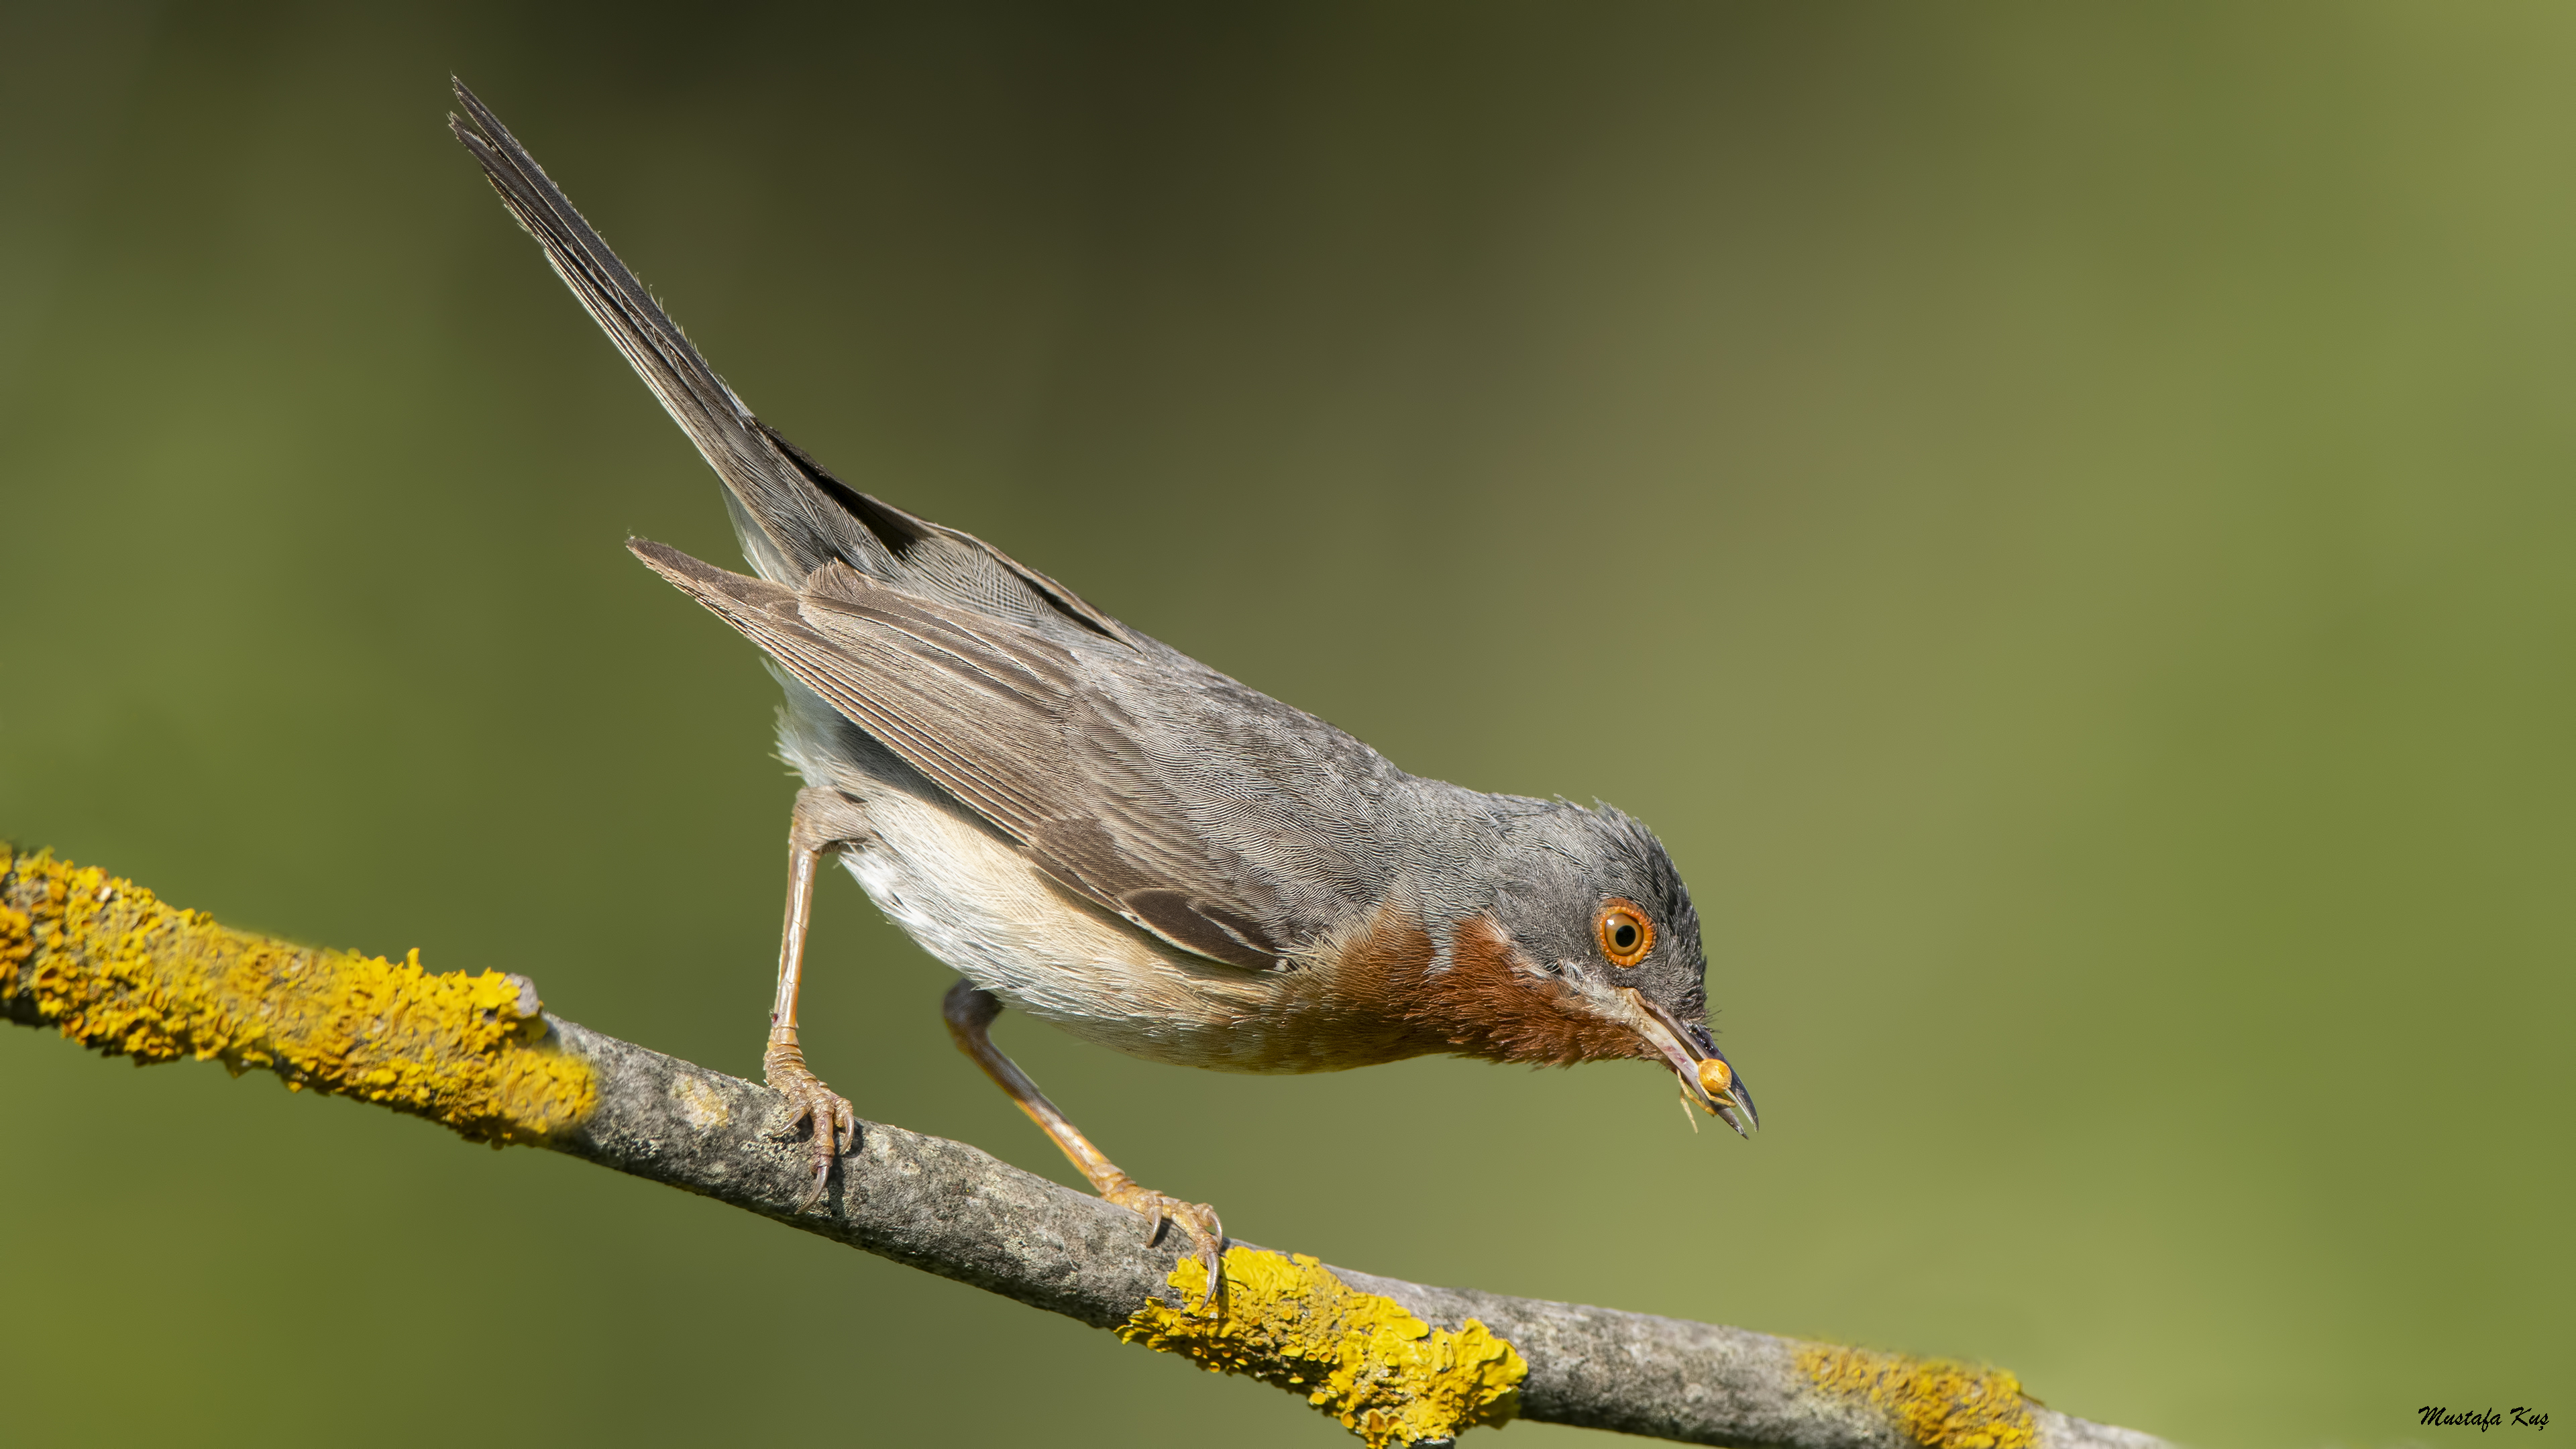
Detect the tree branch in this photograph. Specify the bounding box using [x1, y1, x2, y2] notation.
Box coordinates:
[1, 845, 2167, 1449]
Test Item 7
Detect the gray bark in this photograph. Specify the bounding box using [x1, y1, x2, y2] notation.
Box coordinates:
[1, 951, 2167, 1449]
[544, 1018, 2169, 1449]
[3, 845, 2170, 1447]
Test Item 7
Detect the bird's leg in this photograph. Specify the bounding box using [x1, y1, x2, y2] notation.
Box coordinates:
[767, 786, 870, 1212]
[941, 979, 1225, 1308]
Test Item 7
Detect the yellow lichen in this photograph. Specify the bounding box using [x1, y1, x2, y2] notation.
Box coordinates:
[1, 846, 593, 1144]
[1799, 1342, 2035, 1449]
[1120, 1246, 1526, 1448]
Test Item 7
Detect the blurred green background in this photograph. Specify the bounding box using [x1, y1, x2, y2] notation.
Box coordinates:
[3, 3, 2569, 1446]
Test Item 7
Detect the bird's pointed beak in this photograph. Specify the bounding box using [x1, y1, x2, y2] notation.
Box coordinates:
[1628, 993, 1758, 1138]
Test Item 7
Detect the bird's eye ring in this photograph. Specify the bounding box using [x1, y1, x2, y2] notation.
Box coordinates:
[1596, 900, 1653, 967]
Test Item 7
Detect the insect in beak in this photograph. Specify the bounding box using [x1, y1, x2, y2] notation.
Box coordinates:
[1627, 991, 1758, 1138]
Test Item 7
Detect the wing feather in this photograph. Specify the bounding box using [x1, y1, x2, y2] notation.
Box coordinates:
[631, 541, 1293, 969]
[455, 79, 1393, 978]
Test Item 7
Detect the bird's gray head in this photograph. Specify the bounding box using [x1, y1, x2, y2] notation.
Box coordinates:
[1470, 802, 1756, 1135]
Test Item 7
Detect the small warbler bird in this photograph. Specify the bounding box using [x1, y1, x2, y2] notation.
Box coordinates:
[450, 80, 1754, 1289]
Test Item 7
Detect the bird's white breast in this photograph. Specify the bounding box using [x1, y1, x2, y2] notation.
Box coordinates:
[837, 786, 1287, 1068]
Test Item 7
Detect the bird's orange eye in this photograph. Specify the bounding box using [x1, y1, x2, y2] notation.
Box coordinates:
[1596, 901, 1653, 967]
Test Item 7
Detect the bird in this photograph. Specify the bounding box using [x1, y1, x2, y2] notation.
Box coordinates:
[447, 78, 1754, 1293]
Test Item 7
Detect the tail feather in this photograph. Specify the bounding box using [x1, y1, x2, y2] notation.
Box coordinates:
[447, 78, 888, 584]
[452, 78, 1142, 651]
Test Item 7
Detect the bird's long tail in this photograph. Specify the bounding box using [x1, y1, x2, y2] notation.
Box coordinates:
[447, 78, 892, 586]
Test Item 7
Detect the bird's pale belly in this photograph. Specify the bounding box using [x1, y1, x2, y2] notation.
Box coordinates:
[837, 785, 1422, 1073]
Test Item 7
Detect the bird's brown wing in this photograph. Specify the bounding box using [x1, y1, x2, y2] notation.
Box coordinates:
[633, 540, 1318, 971]
[457, 78, 1397, 968]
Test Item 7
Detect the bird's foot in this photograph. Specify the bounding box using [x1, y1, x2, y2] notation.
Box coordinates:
[763, 1038, 857, 1212]
[1098, 1173, 1225, 1312]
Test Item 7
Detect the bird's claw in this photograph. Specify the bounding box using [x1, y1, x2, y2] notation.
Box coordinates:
[1100, 1177, 1225, 1313]
[763, 1041, 857, 1214]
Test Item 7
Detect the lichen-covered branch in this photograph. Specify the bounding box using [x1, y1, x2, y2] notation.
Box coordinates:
[1, 846, 2168, 1449]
